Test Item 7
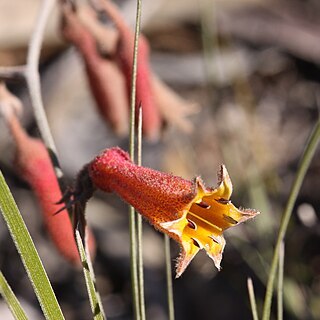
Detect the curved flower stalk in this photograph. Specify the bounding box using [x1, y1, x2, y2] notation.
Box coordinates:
[70, 147, 259, 277]
[0, 83, 95, 266]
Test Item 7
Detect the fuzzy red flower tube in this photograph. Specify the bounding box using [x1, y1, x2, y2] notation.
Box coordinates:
[0, 83, 95, 266]
[74, 147, 259, 277]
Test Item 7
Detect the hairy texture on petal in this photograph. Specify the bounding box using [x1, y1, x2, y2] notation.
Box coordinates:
[97, 0, 162, 141]
[89, 147, 196, 227]
[61, 4, 129, 136]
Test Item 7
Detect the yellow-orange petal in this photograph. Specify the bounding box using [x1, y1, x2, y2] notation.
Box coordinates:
[160, 214, 188, 238]
[176, 238, 200, 278]
[211, 164, 233, 200]
[160, 166, 259, 276]
[206, 234, 226, 270]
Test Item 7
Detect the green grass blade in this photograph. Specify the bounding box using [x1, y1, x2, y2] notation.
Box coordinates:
[75, 230, 105, 320]
[137, 106, 146, 320]
[0, 271, 28, 320]
[277, 242, 284, 320]
[247, 277, 259, 320]
[128, 0, 143, 318]
[262, 120, 320, 320]
[0, 170, 64, 320]
[128, 205, 139, 319]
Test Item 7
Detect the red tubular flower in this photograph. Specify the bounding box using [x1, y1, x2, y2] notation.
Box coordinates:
[98, 0, 162, 141]
[78, 3, 199, 135]
[0, 84, 95, 266]
[76, 147, 259, 277]
[61, 4, 129, 136]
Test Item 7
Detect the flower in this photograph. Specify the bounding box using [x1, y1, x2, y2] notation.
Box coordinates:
[0, 83, 96, 266]
[61, 1, 198, 141]
[75, 147, 259, 277]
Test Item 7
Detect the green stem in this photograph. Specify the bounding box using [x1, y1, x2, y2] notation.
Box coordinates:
[262, 120, 320, 320]
[277, 242, 284, 320]
[128, 0, 142, 319]
[164, 235, 175, 320]
[0, 171, 64, 320]
[137, 106, 146, 320]
[129, 206, 139, 319]
[75, 230, 105, 320]
[129, 0, 142, 157]
[247, 278, 259, 320]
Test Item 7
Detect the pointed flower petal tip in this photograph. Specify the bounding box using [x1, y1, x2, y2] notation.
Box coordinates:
[74, 147, 260, 277]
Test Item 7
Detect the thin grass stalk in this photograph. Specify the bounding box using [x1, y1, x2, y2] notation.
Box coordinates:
[129, 207, 139, 319]
[128, 203, 139, 319]
[128, 0, 143, 318]
[136, 106, 146, 320]
[277, 242, 284, 320]
[247, 278, 259, 320]
[164, 235, 175, 320]
[262, 120, 320, 320]
[129, 0, 142, 157]
[0, 271, 28, 320]
[75, 230, 105, 320]
[85, 237, 106, 319]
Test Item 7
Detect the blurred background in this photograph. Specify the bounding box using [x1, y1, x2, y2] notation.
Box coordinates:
[0, 0, 319, 319]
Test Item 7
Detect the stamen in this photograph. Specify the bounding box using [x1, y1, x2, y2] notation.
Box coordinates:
[187, 219, 197, 230]
[223, 214, 238, 225]
[196, 200, 211, 209]
[209, 235, 221, 244]
[215, 198, 230, 205]
[192, 238, 201, 248]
